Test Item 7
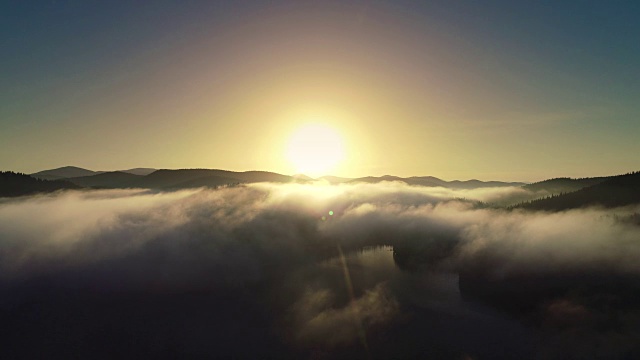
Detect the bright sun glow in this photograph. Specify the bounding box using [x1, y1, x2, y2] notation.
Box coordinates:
[286, 123, 345, 176]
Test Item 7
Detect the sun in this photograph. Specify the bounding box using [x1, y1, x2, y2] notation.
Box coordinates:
[286, 123, 345, 176]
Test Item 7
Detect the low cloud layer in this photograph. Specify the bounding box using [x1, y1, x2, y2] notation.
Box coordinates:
[1, 183, 639, 359]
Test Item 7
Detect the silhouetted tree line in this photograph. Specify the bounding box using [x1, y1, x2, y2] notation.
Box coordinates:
[523, 176, 608, 194]
[450, 197, 489, 208]
[0, 171, 80, 197]
[508, 192, 569, 210]
[511, 171, 640, 211]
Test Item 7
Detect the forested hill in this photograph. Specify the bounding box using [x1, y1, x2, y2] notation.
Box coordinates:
[517, 172, 640, 211]
[65, 171, 141, 188]
[30, 166, 98, 180]
[523, 176, 608, 194]
[123, 169, 293, 189]
[0, 171, 80, 197]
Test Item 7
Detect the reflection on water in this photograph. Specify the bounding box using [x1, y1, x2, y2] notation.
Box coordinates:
[316, 246, 531, 358]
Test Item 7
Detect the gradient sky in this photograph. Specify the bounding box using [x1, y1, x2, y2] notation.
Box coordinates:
[1, 0, 639, 181]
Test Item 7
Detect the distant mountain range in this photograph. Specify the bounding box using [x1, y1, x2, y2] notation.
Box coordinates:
[347, 175, 525, 189]
[24, 166, 526, 190]
[26, 167, 297, 191]
[63, 171, 142, 188]
[31, 166, 156, 181]
[2, 166, 639, 211]
[30, 166, 98, 180]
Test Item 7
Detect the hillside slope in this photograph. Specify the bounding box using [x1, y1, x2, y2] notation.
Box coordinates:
[66, 171, 142, 188]
[523, 176, 607, 194]
[31, 166, 98, 180]
[519, 172, 640, 210]
[128, 169, 294, 189]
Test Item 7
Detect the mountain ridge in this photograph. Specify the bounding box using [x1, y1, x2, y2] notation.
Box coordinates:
[349, 175, 525, 189]
[16, 166, 640, 210]
[31, 166, 98, 180]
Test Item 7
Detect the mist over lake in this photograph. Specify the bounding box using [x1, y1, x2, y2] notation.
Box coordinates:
[2, 182, 639, 359]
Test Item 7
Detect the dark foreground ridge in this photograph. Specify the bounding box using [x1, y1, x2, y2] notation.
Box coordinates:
[515, 171, 640, 210]
[0, 171, 80, 197]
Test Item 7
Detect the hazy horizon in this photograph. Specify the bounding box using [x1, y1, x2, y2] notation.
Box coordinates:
[16, 163, 640, 184]
[2, 1, 639, 180]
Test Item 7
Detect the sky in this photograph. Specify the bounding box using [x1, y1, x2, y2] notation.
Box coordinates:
[1, 0, 639, 181]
